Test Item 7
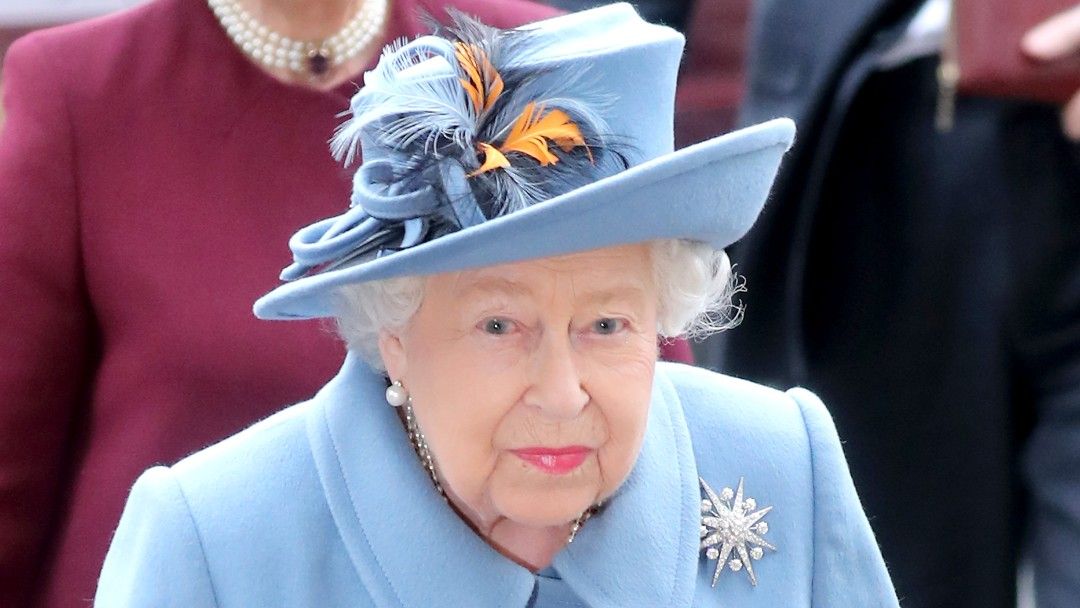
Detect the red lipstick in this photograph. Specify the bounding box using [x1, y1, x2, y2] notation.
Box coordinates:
[511, 446, 592, 475]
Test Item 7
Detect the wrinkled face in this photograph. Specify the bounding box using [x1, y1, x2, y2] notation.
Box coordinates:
[378, 244, 658, 532]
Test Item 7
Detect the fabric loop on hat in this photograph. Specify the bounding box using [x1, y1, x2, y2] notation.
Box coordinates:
[283, 212, 384, 277]
[400, 217, 427, 248]
[352, 159, 442, 220]
[281, 153, 484, 281]
[323, 204, 376, 240]
[280, 216, 391, 280]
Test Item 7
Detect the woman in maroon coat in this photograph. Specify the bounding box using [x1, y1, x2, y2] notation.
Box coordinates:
[0, 0, 694, 605]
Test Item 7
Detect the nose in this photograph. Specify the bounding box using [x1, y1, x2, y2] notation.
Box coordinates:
[523, 331, 589, 421]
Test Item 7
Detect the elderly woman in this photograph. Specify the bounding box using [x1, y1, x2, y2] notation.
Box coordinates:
[96, 5, 899, 607]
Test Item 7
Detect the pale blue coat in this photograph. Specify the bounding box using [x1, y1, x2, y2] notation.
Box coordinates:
[96, 355, 900, 607]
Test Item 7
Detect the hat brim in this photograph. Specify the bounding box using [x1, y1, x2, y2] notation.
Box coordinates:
[254, 118, 795, 320]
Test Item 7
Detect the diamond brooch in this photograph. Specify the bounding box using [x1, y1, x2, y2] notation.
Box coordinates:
[699, 477, 776, 587]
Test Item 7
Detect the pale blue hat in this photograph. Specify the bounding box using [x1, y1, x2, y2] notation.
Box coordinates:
[254, 3, 794, 320]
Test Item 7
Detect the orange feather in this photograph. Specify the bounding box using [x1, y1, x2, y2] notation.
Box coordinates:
[455, 42, 504, 114]
[469, 143, 511, 177]
[499, 102, 588, 166]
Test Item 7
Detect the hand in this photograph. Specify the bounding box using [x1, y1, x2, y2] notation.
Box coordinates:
[1022, 4, 1080, 140]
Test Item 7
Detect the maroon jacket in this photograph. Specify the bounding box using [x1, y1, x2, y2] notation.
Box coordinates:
[0, 0, 691, 605]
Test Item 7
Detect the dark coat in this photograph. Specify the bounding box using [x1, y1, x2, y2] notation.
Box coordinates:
[719, 1, 1080, 607]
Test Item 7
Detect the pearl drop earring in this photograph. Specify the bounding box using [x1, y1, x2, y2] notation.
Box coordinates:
[385, 380, 409, 407]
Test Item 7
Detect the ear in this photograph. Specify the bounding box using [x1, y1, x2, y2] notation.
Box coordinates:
[378, 328, 408, 380]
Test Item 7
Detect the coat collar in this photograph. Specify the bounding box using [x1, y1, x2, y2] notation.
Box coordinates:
[307, 353, 701, 608]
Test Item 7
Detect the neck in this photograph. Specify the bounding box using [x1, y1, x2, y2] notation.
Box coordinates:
[484, 517, 574, 572]
[239, 0, 361, 41]
[441, 485, 573, 572]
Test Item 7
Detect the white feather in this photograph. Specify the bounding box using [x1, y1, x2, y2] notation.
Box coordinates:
[331, 37, 476, 165]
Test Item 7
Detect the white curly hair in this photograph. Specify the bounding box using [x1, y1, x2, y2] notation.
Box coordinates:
[333, 239, 744, 371]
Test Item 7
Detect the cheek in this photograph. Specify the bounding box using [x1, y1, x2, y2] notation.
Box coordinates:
[403, 336, 527, 505]
[589, 345, 656, 494]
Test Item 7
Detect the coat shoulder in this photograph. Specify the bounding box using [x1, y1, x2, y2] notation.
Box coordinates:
[100, 397, 372, 606]
[657, 362, 847, 494]
[171, 399, 313, 485]
[8, 0, 221, 121]
[161, 400, 365, 604]
[657, 363, 900, 606]
[10, 0, 184, 73]
[167, 400, 328, 544]
[167, 399, 330, 539]
[657, 361, 820, 456]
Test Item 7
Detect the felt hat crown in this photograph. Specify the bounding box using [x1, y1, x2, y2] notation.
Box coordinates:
[254, 3, 795, 320]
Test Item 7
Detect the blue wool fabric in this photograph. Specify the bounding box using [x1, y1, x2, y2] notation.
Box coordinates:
[96, 355, 899, 607]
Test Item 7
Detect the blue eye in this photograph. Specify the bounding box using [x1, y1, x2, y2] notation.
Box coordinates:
[482, 318, 512, 335]
[593, 318, 624, 335]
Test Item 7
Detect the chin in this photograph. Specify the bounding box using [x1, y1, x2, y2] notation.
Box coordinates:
[490, 478, 599, 528]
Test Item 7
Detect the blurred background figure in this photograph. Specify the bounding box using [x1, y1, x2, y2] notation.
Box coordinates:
[0, 0, 579, 606]
[712, 1, 1080, 607]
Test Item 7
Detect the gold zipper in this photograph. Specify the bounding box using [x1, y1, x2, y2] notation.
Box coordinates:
[935, 0, 960, 131]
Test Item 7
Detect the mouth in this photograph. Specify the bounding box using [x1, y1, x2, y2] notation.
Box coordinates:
[510, 446, 593, 475]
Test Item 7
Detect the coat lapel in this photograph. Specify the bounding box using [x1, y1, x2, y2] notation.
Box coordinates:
[306, 353, 536, 608]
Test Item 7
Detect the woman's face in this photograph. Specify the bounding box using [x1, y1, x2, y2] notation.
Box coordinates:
[379, 243, 658, 533]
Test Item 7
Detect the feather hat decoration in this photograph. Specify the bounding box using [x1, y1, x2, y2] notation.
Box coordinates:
[256, 4, 795, 320]
[279, 11, 632, 283]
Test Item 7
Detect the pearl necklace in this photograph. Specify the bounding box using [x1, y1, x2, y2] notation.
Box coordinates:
[208, 0, 388, 77]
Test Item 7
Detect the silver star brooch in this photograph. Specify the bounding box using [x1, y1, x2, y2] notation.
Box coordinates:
[699, 476, 777, 587]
